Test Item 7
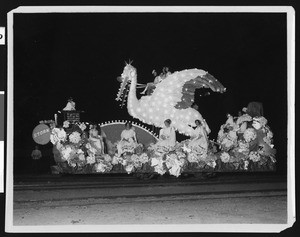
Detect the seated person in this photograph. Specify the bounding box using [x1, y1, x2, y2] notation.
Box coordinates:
[155, 119, 176, 150]
[141, 70, 164, 95]
[187, 119, 209, 156]
[117, 122, 138, 155]
[89, 124, 105, 155]
[63, 97, 76, 111]
[162, 66, 171, 78]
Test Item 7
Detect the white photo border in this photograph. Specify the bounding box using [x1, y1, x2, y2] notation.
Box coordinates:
[6, 6, 295, 233]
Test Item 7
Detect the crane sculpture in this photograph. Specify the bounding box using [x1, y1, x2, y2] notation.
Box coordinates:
[116, 63, 226, 136]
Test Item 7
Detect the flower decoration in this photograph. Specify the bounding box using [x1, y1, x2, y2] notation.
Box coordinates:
[63, 121, 70, 128]
[187, 152, 199, 163]
[60, 145, 73, 161]
[236, 114, 252, 125]
[243, 128, 257, 142]
[249, 151, 261, 162]
[79, 122, 87, 131]
[69, 131, 82, 144]
[151, 157, 166, 175]
[50, 128, 67, 144]
[165, 153, 184, 177]
[86, 155, 96, 165]
[220, 152, 230, 163]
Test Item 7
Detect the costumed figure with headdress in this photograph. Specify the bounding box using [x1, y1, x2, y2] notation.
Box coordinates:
[187, 119, 210, 159]
[117, 122, 138, 156]
[155, 119, 176, 150]
[89, 124, 105, 155]
[63, 97, 76, 111]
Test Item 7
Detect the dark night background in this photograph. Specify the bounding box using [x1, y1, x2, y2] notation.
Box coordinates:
[13, 12, 287, 174]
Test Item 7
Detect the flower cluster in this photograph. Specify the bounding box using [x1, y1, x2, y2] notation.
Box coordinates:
[165, 153, 186, 177]
[50, 122, 100, 170]
[243, 128, 257, 143]
[216, 113, 276, 169]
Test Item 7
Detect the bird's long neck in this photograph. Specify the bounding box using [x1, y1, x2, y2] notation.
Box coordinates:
[127, 73, 139, 112]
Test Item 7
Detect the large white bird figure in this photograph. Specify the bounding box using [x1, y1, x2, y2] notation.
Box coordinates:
[116, 63, 226, 136]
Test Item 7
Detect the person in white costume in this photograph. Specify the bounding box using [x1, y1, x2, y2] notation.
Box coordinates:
[156, 119, 176, 149]
[141, 70, 163, 95]
[188, 119, 209, 155]
[89, 124, 105, 155]
[117, 122, 138, 155]
[63, 97, 76, 111]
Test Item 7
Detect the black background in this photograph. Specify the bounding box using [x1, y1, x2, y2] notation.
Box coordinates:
[13, 12, 287, 174]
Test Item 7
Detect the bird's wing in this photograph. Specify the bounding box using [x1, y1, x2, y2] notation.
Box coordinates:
[174, 72, 226, 109]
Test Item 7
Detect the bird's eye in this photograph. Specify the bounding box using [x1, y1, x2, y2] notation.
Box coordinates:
[130, 71, 135, 76]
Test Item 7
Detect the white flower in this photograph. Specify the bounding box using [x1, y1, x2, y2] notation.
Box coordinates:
[50, 128, 67, 144]
[252, 120, 262, 130]
[86, 155, 96, 164]
[121, 159, 127, 166]
[252, 117, 267, 130]
[139, 153, 149, 164]
[249, 151, 260, 162]
[50, 134, 59, 144]
[187, 152, 199, 163]
[151, 157, 163, 167]
[228, 131, 237, 140]
[103, 154, 112, 162]
[238, 122, 247, 133]
[165, 154, 177, 168]
[151, 157, 166, 175]
[220, 152, 230, 163]
[125, 164, 134, 174]
[236, 114, 252, 125]
[94, 163, 106, 173]
[176, 151, 186, 159]
[182, 144, 191, 153]
[221, 137, 235, 149]
[217, 127, 225, 139]
[206, 160, 216, 168]
[168, 164, 182, 177]
[86, 143, 97, 154]
[112, 155, 122, 165]
[56, 142, 63, 150]
[263, 136, 272, 146]
[61, 146, 73, 161]
[243, 128, 257, 142]
[69, 162, 76, 168]
[94, 161, 112, 173]
[69, 131, 81, 144]
[267, 130, 273, 138]
[131, 154, 139, 162]
[78, 153, 85, 161]
[63, 121, 70, 128]
[79, 123, 87, 131]
[77, 149, 84, 154]
[238, 141, 249, 154]
[165, 153, 184, 177]
[154, 165, 166, 175]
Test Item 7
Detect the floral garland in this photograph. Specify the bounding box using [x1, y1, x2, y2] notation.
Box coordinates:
[51, 117, 276, 176]
[50, 121, 112, 173]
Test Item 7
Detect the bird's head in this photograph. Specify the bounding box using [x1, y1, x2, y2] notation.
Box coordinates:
[116, 61, 136, 101]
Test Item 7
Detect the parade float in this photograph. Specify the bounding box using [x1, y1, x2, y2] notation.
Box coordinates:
[32, 63, 276, 177]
